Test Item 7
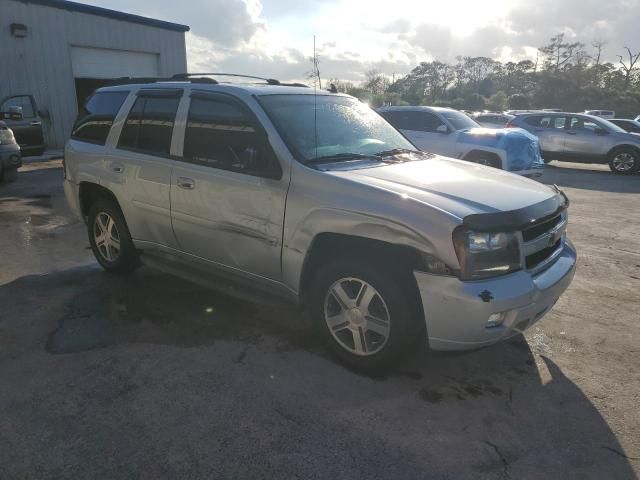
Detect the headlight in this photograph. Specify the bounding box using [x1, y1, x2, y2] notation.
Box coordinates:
[453, 228, 521, 280]
[0, 128, 16, 145]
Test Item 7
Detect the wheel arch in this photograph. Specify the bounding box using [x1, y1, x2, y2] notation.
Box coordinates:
[78, 182, 125, 221]
[606, 144, 640, 158]
[298, 232, 427, 303]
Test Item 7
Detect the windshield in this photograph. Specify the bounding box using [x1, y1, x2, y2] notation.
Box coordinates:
[258, 94, 416, 164]
[440, 110, 479, 130]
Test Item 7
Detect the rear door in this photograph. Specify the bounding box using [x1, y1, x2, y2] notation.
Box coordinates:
[170, 92, 287, 281]
[522, 115, 567, 153]
[106, 88, 183, 248]
[0, 95, 44, 153]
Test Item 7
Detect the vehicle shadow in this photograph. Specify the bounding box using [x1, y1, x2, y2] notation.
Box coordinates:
[540, 163, 640, 194]
[0, 266, 637, 479]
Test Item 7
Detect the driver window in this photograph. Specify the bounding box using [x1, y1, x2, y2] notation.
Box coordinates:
[406, 112, 446, 132]
[1, 95, 35, 118]
[570, 117, 598, 132]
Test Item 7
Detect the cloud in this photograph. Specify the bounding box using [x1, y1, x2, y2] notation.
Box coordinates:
[377, 19, 411, 34]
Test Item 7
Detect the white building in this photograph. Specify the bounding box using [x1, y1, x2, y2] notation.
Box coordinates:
[1, 0, 189, 149]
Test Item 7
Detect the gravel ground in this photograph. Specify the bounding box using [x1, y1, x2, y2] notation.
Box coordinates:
[0, 160, 638, 479]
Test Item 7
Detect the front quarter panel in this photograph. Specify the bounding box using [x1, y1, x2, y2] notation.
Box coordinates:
[282, 162, 461, 292]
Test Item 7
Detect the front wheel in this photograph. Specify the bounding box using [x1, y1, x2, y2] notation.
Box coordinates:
[308, 256, 423, 372]
[88, 200, 139, 274]
[609, 148, 640, 174]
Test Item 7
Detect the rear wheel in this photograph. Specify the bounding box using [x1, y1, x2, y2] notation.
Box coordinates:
[309, 256, 423, 372]
[609, 148, 640, 174]
[88, 199, 139, 273]
[465, 152, 503, 169]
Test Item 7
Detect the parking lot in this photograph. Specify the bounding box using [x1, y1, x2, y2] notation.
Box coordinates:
[0, 159, 638, 479]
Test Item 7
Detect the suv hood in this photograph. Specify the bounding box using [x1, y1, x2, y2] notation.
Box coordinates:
[329, 154, 556, 221]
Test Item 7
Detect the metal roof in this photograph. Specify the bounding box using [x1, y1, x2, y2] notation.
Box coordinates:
[15, 0, 190, 32]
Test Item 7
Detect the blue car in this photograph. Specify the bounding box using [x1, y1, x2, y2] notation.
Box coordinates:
[378, 106, 545, 177]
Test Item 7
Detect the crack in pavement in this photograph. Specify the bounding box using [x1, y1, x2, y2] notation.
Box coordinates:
[483, 441, 510, 480]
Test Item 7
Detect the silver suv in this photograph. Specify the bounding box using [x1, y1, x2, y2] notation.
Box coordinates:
[510, 112, 640, 174]
[64, 75, 577, 370]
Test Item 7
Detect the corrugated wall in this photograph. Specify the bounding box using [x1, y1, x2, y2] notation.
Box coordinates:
[0, 0, 188, 148]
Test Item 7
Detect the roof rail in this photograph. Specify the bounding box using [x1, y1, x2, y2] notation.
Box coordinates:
[172, 73, 282, 85]
[105, 76, 218, 86]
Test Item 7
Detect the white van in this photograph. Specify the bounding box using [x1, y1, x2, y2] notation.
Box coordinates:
[584, 110, 615, 119]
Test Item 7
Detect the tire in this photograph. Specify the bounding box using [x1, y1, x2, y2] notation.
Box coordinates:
[608, 148, 640, 174]
[87, 199, 139, 274]
[0, 167, 17, 184]
[308, 255, 424, 372]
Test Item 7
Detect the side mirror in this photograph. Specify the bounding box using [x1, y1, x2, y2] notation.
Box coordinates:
[38, 108, 50, 120]
[8, 106, 23, 121]
[436, 125, 449, 134]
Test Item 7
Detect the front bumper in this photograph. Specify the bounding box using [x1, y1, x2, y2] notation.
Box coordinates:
[0, 146, 22, 171]
[414, 240, 577, 351]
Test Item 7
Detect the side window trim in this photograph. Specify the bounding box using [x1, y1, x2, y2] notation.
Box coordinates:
[115, 90, 183, 159]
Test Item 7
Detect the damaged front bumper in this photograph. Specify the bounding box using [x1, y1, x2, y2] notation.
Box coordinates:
[414, 240, 577, 351]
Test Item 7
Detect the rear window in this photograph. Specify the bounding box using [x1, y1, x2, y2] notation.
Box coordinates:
[72, 91, 129, 145]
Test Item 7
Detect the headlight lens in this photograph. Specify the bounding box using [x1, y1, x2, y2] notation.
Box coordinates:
[0, 128, 16, 145]
[453, 228, 521, 280]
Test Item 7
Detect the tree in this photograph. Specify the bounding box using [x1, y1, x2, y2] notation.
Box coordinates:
[617, 47, 640, 89]
[508, 93, 530, 109]
[539, 34, 585, 72]
[486, 91, 508, 111]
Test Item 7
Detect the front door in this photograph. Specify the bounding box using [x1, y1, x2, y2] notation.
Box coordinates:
[0, 95, 44, 154]
[401, 111, 456, 156]
[170, 92, 287, 281]
[564, 116, 609, 158]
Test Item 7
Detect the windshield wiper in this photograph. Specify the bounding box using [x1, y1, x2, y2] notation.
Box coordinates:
[306, 153, 380, 165]
[374, 148, 422, 157]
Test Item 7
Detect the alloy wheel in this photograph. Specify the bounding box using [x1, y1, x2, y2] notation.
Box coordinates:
[612, 152, 637, 172]
[93, 212, 121, 262]
[324, 277, 391, 356]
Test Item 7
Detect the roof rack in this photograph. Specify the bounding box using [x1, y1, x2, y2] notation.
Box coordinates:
[172, 73, 282, 85]
[103, 74, 311, 88]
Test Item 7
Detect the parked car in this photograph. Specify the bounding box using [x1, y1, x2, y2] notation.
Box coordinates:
[63, 77, 576, 370]
[472, 113, 515, 128]
[584, 110, 615, 119]
[378, 106, 545, 176]
[0, 121, 22, 183]
[509, 112, 640, 173]
[0, 94, 45, 157]
[609, 119, 640, 134]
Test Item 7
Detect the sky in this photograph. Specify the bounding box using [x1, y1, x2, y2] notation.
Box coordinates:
[84, 0, 640, 83]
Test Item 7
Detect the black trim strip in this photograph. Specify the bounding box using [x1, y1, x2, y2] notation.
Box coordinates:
[463, 190, 569, 232]
[137, 89, 183, 98]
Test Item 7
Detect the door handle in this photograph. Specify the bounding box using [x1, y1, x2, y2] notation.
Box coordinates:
[30, 121, 42, 126]
[565, 131, 577, 135]
[111, 163, 124, 173]
[177, 177, 195, 190]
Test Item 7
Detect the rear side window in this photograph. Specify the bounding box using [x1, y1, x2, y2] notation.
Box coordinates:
[183, 96, 260, 173]
[72, 91, 129, 145]
[525, 116, 566, 129]
[118, 91, 181, 157]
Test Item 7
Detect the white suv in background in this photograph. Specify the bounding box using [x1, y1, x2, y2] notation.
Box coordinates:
[63, 75, 576, 371]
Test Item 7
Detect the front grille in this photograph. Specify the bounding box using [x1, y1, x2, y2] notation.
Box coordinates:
[526, 239, 561, 269]
[522, 211, 566, 272]
[522, 213, 563, 242]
